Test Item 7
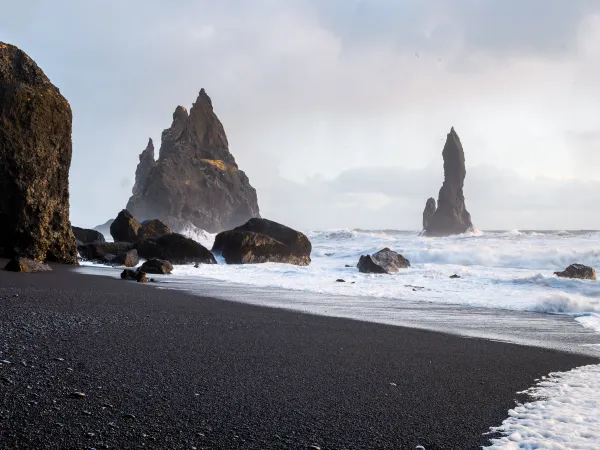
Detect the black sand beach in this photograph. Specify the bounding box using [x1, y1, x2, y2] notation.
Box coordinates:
[0, 264, 597, 450]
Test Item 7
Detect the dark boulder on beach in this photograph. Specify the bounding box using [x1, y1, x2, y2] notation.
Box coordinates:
[422, 198, 436, 231]
[212, 218, 312, 265]
[112, 249, 139, 268]
[72, 226, 105, 246]
[0, 42, 77, 264]
[357, 248, 410, 274]
[77, 242, 134, 265]
[554, 264, 596, 280]
[126, 89, 260, 233]
[139, 258, 174, 275]
[4, 257, 51, 273]
[110, 210, 141, 243]
[424, 128, 474, 237]
[136, 233, 216, 265]
[121, 268, 148, 283]
[138, 219, 172, 241]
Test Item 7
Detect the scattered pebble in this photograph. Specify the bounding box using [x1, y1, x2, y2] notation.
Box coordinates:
[390, 382, 397, 387]
[336, 279, 346, 283]
[0, 360, 11, 365]
[122, 413, 136, 419]
[449, 274, 461, 279]
[69, 392, 87, 398]
[54, 357, 65, 362]
[82, 410, 92, 415]
[1, 377, 13, 384]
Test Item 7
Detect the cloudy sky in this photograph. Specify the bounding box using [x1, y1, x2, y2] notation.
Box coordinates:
[3, 0, 600, 230]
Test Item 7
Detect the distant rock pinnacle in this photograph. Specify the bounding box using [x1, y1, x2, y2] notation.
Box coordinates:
[423, 127, 474, 237]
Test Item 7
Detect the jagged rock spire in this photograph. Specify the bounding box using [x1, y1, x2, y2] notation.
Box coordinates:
[127, 88, 260, 233]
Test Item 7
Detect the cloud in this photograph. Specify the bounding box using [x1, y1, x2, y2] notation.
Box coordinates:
[1, 1, 600, 230]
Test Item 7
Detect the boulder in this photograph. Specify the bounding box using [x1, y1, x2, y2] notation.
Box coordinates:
[120, 269, 137, 280]
[424, 128, 474, 236]
[139, 259, 173, 275]
[72, 226, 105, 245]
[0, 42, 77, 263]
[357, 248, 410, 274]
[126, 89, 260, 233]
[422, 198, 436, 231]
[450, 274, 461, 279]
[212, 218, 311, 265]
[112, 249, 139, 268]
[136, 233, 216, 265]
[120, 269, 148, 283]
[554, 264, 596, 281]
[110, 210, 141, 243]
[77, 242, 134, 264]
[4, 257, 51, 273]
[138, 219, 172, 241]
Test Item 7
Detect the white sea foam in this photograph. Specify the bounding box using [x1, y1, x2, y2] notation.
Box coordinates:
[485, 363, 600, 449]
[164, 230, 600, 331]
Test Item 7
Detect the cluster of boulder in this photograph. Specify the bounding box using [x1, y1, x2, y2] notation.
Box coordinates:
[70, 210, 312, 280]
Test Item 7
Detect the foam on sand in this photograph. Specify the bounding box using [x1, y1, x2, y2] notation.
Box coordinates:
[485, 364, 600, 449]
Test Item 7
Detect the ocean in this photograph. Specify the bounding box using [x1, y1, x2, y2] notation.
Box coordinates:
[79, 228, 600, 448]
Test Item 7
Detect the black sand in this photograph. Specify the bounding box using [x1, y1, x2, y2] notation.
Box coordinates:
[0, 264, 597, 449]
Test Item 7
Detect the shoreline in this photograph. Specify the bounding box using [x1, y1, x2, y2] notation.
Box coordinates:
[1, 264, 598, 449]
[78, 262, 600, 358]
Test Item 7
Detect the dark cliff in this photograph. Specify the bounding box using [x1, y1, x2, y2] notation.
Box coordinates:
[0, 42, 77, 263]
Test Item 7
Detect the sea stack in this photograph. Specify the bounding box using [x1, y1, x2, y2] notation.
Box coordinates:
[423, 127, 474, 237]
[0, 42, 77, 263]
[126, 89, 260, 233]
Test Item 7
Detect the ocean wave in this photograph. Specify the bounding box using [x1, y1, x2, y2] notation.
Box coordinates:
[532, 292, 600, 316]
[178, 223, 215, 248]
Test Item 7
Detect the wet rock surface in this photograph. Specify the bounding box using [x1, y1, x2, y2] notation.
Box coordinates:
[72, 227, 105, 246]
[357, 248, 410, 274]
[138, 219, 171, 241]
[554, 264, 596, 281]
[110, 210, 141, 243]
[136, 233, 216, 265]
[4, 257, 51, 273]
[0, 42, 77, 263]
[139, 259, 173, 275]
[77, 242, 134, 266]
[212, 218, 311, 265]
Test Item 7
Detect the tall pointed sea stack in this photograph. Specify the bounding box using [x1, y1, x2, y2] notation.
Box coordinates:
[0, 42, 77, 263]
[424, 127, 474, 237]
[126, 89, 260, 233]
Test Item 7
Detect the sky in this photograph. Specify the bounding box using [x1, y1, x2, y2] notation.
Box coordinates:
[2, 0, 600, 230]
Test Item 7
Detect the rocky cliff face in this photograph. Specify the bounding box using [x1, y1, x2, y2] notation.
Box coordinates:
[132, 138, 154, 196]
[126, 89, 260, 233]
[0, 42, 77, 263]
[424, 128, 474, 237]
